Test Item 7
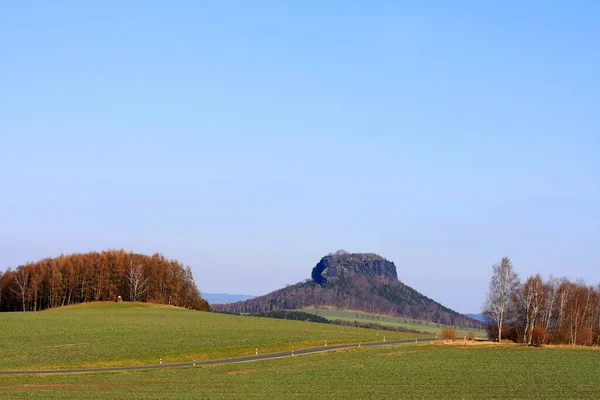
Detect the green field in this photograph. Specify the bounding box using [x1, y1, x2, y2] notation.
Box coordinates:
[301, 308, 486, 336]
[0, 302, 426, 370]
[1, 344, 598, 399]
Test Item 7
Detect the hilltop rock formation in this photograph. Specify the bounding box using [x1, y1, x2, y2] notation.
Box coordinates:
[311, 250, 398, 285]
[216, 251, 482, 329]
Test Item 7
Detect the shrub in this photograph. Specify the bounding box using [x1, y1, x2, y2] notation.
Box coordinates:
[579, 328, 593, 346]
[440, 326, 457, 340]
[531, 326, 546, 347]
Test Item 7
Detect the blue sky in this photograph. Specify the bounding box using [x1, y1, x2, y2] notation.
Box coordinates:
[1, 1, 598, 313]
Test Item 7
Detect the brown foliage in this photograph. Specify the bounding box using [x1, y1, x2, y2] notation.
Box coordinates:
[440, 326, 457, 340]
[484, 266, 600, 346]
[0, 250, 209, 312]
[579, 328, 593, 346]
[531, 326, 546, 347]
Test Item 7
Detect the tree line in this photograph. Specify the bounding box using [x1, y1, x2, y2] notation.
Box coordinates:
[483, 257, 599, 346]
[0, 250, 210, 312]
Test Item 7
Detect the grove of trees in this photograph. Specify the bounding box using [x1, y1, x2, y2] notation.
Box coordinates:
[0, 250, 210, 312]
[483, 257, 599, 346]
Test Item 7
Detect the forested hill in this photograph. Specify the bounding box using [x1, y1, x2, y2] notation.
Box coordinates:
[0, 250, 209, 312]
[216, 251, 482, 329]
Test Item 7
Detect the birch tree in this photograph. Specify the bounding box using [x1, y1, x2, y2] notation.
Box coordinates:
[541, 276, 559, 342]
[11, 266, 30, 312]
[521, 275, 545, 345]
[483, 257, 520, 343]
[127, 263, 148, 302]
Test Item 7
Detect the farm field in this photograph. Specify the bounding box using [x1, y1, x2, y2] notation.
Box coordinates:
[0, 302, 427, 370]
[1, 343, 599, 399]
[301, 308, 486, 336]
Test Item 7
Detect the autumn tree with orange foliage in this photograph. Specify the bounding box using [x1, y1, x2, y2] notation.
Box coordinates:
[0, 250, 210, 312]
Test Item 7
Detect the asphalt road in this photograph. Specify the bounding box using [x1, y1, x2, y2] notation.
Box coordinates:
[0, 337, 437, 376]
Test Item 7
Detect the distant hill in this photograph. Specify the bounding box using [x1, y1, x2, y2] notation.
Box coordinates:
[203, 293, 255, 304]
[215, 251, 482, 329]
[465, 313, 486, 323]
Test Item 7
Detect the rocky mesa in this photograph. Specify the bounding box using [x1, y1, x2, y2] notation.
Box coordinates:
[216, 251, 481, 329]
[311, 250, 398, 285]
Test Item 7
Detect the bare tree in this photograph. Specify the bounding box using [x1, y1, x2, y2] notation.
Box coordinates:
[520, 275, 545, 345]
[47, 259, 62, 309]
[127, 263, 148, 302]
[541, 276, 559, 341]
[567, 281, 593, 345]
[0, 269, 4, 308]
[596, 284, 600, 345]
[554, 279, 572, 342]
[483, 257, 520, 343]
[11, 266, 30, 312]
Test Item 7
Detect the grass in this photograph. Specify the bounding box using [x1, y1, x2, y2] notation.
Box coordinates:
[0, 302, 427, 370]
[301, 308, 485, 336]
[1, 343, 599, 399]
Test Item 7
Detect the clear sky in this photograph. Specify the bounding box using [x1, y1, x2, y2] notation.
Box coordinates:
[1, 1, 598, 313]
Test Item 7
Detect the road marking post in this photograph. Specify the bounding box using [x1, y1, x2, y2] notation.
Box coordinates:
[159, 358, 162, 365]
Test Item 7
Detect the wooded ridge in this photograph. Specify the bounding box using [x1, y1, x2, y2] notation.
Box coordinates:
[0, 250, 209, 312]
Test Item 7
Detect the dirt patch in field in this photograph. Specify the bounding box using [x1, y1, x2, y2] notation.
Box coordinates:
[1, 384, 80, 390]
[380, 350, 418, 357]
[46, 343, 89, 348]
[225, 368, 258, 375]
[435, 340, 501, 347]
[542, 344, 600, 350]
[219, 358, 336, 376]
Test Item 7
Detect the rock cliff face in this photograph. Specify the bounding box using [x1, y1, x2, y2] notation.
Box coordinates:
[311, 251, 398, 286]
